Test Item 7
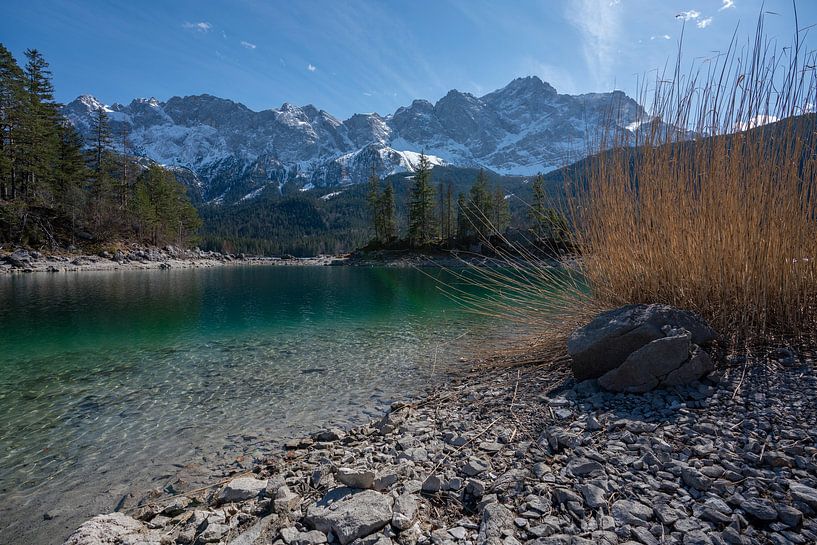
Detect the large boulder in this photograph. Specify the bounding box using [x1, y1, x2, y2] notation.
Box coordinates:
[304, 488, 394, 545]
[567, 304, 716, 380]
[597, 329, 714, 393]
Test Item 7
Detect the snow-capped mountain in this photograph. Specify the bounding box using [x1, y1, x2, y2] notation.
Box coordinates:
[62, 76, 651, 204]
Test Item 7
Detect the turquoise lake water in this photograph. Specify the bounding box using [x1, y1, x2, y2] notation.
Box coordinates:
[0, 265, 495, 545]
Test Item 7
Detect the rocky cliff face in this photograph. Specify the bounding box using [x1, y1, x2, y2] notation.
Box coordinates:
[63, 76, 652, 204]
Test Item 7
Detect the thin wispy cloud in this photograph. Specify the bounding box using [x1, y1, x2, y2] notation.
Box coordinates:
[697, 17, 713, 28]
[565, 0, 622, 90]
[676, 10, 701, 21]
[307, 64, 317, 72]
[719, 0, 735, 10]
[651, 34, 672, 40]
[182, 21, 212, 32]
[241, 41, 256, 49]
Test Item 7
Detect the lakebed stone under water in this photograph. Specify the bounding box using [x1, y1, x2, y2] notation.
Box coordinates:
[0, 265, 492, 545]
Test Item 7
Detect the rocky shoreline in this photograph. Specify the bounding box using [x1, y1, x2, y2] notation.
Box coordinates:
[0, 247, 347, 274]
[64, 348, 817, 545]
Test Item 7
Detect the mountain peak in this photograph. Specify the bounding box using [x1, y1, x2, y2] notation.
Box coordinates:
[498, 76, 557, 96]
[62, 76, 650, 201]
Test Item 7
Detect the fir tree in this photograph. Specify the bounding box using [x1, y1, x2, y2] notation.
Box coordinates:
[492, 186, 510, 233]
[529, 173, 547, 238]
[367, 165, 382, 241]
[407, 152, 436, 247]
[456, 192, 469, 241]
[0, 43, 26, 200]
[380, 181, 396, 242]
[21, 49, 60, 198]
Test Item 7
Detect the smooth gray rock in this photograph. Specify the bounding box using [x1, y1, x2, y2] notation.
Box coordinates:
[337, 468, 376, 490]
[598, 332, 691, 393]
[304, 488, 394, 545]
[611, 499, 653, 526]
[663, 346, 714, 386]
[568, 304, 716, 380]
[218, 477, 268, 503]
[64, 513, 160, 545]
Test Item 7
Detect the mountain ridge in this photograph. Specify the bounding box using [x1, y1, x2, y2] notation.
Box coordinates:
[62, 76, 650, 204]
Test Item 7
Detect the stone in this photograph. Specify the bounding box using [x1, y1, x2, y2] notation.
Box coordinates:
[337, 468, 376, 489]
[663, 346, 715, 386]
[611, 499, 653, 526]
[477, 503, 514, 545]
[790, 484, 817, 509]
[392, 494, 418, 530]
[578, 483, 606, 509]
[463, 458, 490, 476]
[373, 471, 399, 492]
[567, 304, 716, 380]
[422, 475, 442, 493]
[598, 332, 691, 393]
[776, 504, 802, 528]
[314, 427, 345, 442]
[274, 485, 302, 513]
[567, 457, 604, 477]
[681, 467, 711, 491]
[683, 530, 714, 545]
[294, 530, 329, 545]
[304, 488, 394, 545]
[741, 498, 778, 522]
[64, 513, 159, 545]
[281, 527, 301, 544]
[201, 522, 230, 542]
[219, 477, 268, 503]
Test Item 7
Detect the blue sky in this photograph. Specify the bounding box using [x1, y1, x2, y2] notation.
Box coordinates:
[2, 1, 815, 118]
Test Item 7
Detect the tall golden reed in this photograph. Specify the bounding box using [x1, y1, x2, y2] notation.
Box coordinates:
[574, 14, 817, 342]
[444, 12, 817, 352]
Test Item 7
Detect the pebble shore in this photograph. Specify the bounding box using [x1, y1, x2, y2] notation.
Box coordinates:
[65, 348, 817, 545]
[0, 247, 346, 274]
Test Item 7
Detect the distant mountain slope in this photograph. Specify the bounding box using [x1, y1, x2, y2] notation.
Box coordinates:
[62, 77, 653, 205]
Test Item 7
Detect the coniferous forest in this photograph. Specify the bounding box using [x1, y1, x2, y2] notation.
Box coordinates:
[0, 43, 569, 257]
[0, 44, 201, 249]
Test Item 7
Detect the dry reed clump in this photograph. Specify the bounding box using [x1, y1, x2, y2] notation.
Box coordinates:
[573, 14, 817, 343]
[444, 12, 817, 356]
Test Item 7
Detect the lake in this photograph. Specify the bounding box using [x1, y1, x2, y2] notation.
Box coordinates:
[0, 265, 495, 545]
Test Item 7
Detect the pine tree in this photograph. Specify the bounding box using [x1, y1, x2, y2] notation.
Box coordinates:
[445, 182, 454, 243]
[530, 173, 547, 238]
[119, 123, 132, 209]
[492, 187, 510, 233]
[0, 43, 26, 201]
[132, 165, 201, 245]
[380, 181, 396, 242]
[469, 169, 493, 222]
[21, 49, 60, 199]
[89, 106, 112, 229]
[407, 152, 436, 247]
[367, 165, 382, 241]
[456, 192, 469, 241]
[56, 123, 88, 242]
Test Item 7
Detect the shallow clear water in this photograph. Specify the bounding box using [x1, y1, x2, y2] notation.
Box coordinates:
[0, 265, 493, 544]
